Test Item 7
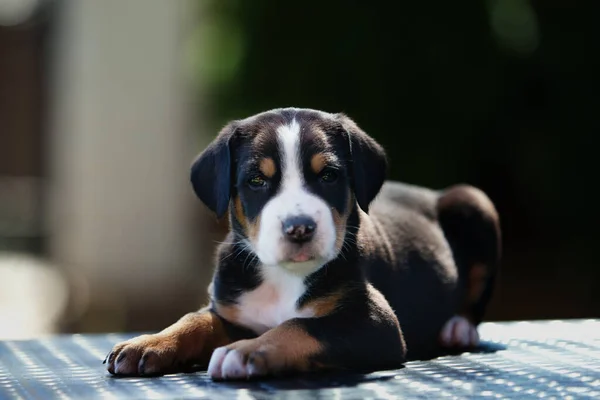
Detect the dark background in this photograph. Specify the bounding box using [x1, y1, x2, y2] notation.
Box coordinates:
[198, 0, 600, 320]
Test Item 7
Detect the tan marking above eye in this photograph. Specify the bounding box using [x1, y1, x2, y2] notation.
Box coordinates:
[259, 157, 276, 178]
[310, 153, 327, 174]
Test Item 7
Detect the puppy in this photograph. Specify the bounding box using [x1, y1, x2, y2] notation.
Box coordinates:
[105, 108, 501, 380]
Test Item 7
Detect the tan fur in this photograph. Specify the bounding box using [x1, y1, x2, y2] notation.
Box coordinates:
[310, 153, 327, 174]
[234, 196, 247, 229]
[300, 290, 345, 317]
[259, 157, 276, 178]
[332, 190, 353, 252]
[223, 321, 324, 374]
[247, 214, 261, 243]
[214, 302, 240, 325]
[234, 195, 261, 242]
[438, 184, 500, 319]
[107, 308, 232, 375]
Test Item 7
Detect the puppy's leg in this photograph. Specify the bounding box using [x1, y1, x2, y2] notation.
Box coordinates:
[208, 287, 407, 380]
[105, 307, 252, 376]
[437, 184, 501, 348]
[207, 320, 321, 380]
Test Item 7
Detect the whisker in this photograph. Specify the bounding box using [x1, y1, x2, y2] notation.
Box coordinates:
[213, 239, 238, 245]
[221, 244, 247, 262]
[242, 245, 253, 266]
[221, 238, 254, 262]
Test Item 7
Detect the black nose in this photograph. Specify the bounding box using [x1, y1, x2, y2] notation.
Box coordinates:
[282, 215, 316, 243]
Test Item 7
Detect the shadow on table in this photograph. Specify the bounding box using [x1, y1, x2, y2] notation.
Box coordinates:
[105, 341, 507, 391]
[436, 340, 507, 358]
[210, 369, 403, 391]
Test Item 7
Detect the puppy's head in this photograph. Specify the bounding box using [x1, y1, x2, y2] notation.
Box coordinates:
[191, 108, 387, 275]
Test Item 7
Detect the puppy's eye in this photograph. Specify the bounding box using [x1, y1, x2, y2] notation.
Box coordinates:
[319, 169, 338, 183]
[247, 175, 267, 189]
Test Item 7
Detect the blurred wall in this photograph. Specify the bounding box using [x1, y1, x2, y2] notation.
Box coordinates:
[46, 0, 218, 333]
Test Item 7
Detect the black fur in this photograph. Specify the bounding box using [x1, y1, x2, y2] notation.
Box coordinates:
[193, 108, 501, 371]
[212, 237, 262, 305]
[190, 123, 238, 218]
[337, 114, 388, 213]
[299, 285, 407, 373]
[234, 133, 282, 221]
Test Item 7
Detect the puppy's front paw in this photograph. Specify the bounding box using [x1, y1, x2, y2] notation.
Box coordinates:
[105, 334, 180, 376]
[207, 339, 279, 380]
[439, 315, 479, 348]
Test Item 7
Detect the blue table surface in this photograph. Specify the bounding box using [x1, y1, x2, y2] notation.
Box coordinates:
[0, 319, 599, 399]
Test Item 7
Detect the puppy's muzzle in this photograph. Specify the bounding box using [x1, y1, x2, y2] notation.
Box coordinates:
[282, 215, 316, 243]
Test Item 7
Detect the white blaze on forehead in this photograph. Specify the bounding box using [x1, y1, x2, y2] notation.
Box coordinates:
[277, 119, 303, 189]
[228, 117, 341, 336]
[253, 118, 338, 269]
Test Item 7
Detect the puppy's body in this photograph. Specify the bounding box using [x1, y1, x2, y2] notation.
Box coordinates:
[364, 181, 499, 360]
[106, 108, 500, 379]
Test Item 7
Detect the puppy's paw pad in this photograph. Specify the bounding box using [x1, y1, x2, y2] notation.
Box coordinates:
[440, 316, 479, 348]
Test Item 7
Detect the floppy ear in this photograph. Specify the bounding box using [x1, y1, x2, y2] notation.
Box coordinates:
[337, 114, 388, 213]
[190, 122, 238, 218]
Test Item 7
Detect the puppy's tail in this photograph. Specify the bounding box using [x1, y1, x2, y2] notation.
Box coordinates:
[436, 184, 502, 325]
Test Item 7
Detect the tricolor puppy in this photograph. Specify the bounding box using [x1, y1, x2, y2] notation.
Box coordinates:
[105, 108, 501, 380]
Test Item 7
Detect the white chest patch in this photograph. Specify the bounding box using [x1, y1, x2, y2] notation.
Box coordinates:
[235, 265, 314, 334]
